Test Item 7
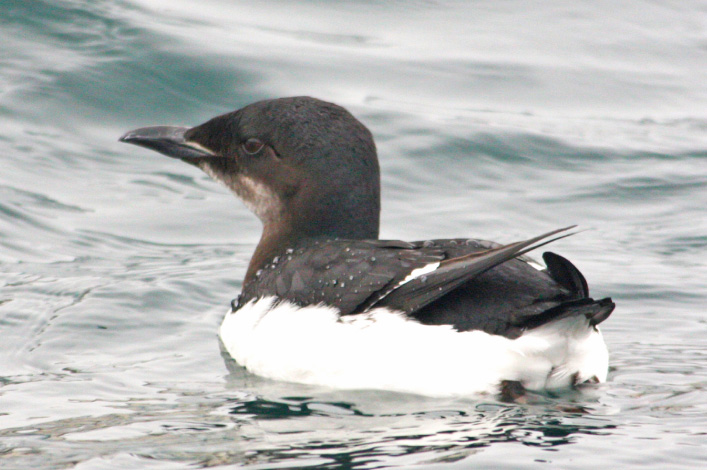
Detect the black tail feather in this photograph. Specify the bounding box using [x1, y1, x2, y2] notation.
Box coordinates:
[519, 297, 615, 330]
[588, 297, 615, 326]
[543, 251, 589, 298]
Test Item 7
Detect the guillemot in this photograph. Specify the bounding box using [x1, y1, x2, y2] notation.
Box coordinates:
[120, 96, 614, 397]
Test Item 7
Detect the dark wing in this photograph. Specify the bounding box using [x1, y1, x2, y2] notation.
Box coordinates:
[371, 227, 576, 314]
[236, 227, 614, 338]
[236, 239, 445, 315]
[397, 235, 615, 337]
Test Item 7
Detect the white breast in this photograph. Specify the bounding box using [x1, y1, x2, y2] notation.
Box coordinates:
[219, 297, 608, 397]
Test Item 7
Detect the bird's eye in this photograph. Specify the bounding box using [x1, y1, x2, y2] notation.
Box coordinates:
[242, 138, 264, 155]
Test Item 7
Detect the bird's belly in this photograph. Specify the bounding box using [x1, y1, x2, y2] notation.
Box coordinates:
[219, 297, 608, 396]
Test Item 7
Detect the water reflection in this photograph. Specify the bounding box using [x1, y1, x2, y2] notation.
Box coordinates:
[212, 347, 619, 468]
[218, 394, 617, 468]
[4, 0, 704, 468]
[0, 380, 618, 469]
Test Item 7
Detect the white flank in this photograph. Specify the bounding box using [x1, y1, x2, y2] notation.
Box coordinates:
[219, 297, 608, 397]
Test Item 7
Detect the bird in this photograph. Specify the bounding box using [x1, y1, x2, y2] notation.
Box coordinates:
[120, 96, 614, 397]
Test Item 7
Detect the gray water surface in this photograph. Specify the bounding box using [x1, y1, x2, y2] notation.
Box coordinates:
[1, 1, 706, 468]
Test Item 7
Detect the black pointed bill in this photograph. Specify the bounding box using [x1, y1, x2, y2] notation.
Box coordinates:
[119, 126, 217, 161]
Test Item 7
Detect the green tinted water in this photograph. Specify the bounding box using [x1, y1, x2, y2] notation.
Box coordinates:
[1, 1, 705, 468]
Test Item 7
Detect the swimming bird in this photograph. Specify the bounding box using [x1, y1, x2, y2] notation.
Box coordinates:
[120, 96, 614, 397]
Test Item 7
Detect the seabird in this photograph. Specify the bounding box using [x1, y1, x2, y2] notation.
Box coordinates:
[120, 96, 614, 397]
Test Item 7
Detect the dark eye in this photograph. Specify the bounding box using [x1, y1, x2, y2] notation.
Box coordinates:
[242, 138, 264, 155]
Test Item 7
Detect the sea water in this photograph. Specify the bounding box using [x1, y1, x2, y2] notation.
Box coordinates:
[1, 1, 705, 468]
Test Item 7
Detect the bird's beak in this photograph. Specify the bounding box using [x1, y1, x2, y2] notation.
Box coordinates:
[119, 126, 217, 161]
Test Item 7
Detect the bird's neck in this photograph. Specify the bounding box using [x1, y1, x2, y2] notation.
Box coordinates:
[244, 195, 380, 284]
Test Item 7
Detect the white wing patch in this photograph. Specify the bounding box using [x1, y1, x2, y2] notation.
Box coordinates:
[399, 262, 440, 286]
[365, 261, 441, 306]
[519, 255, 546, 271]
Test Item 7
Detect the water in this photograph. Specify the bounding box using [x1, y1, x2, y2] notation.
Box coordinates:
[1, 0, 705, 468]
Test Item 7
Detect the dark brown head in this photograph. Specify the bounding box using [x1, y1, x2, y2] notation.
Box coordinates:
[120, 96, 381, 281]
